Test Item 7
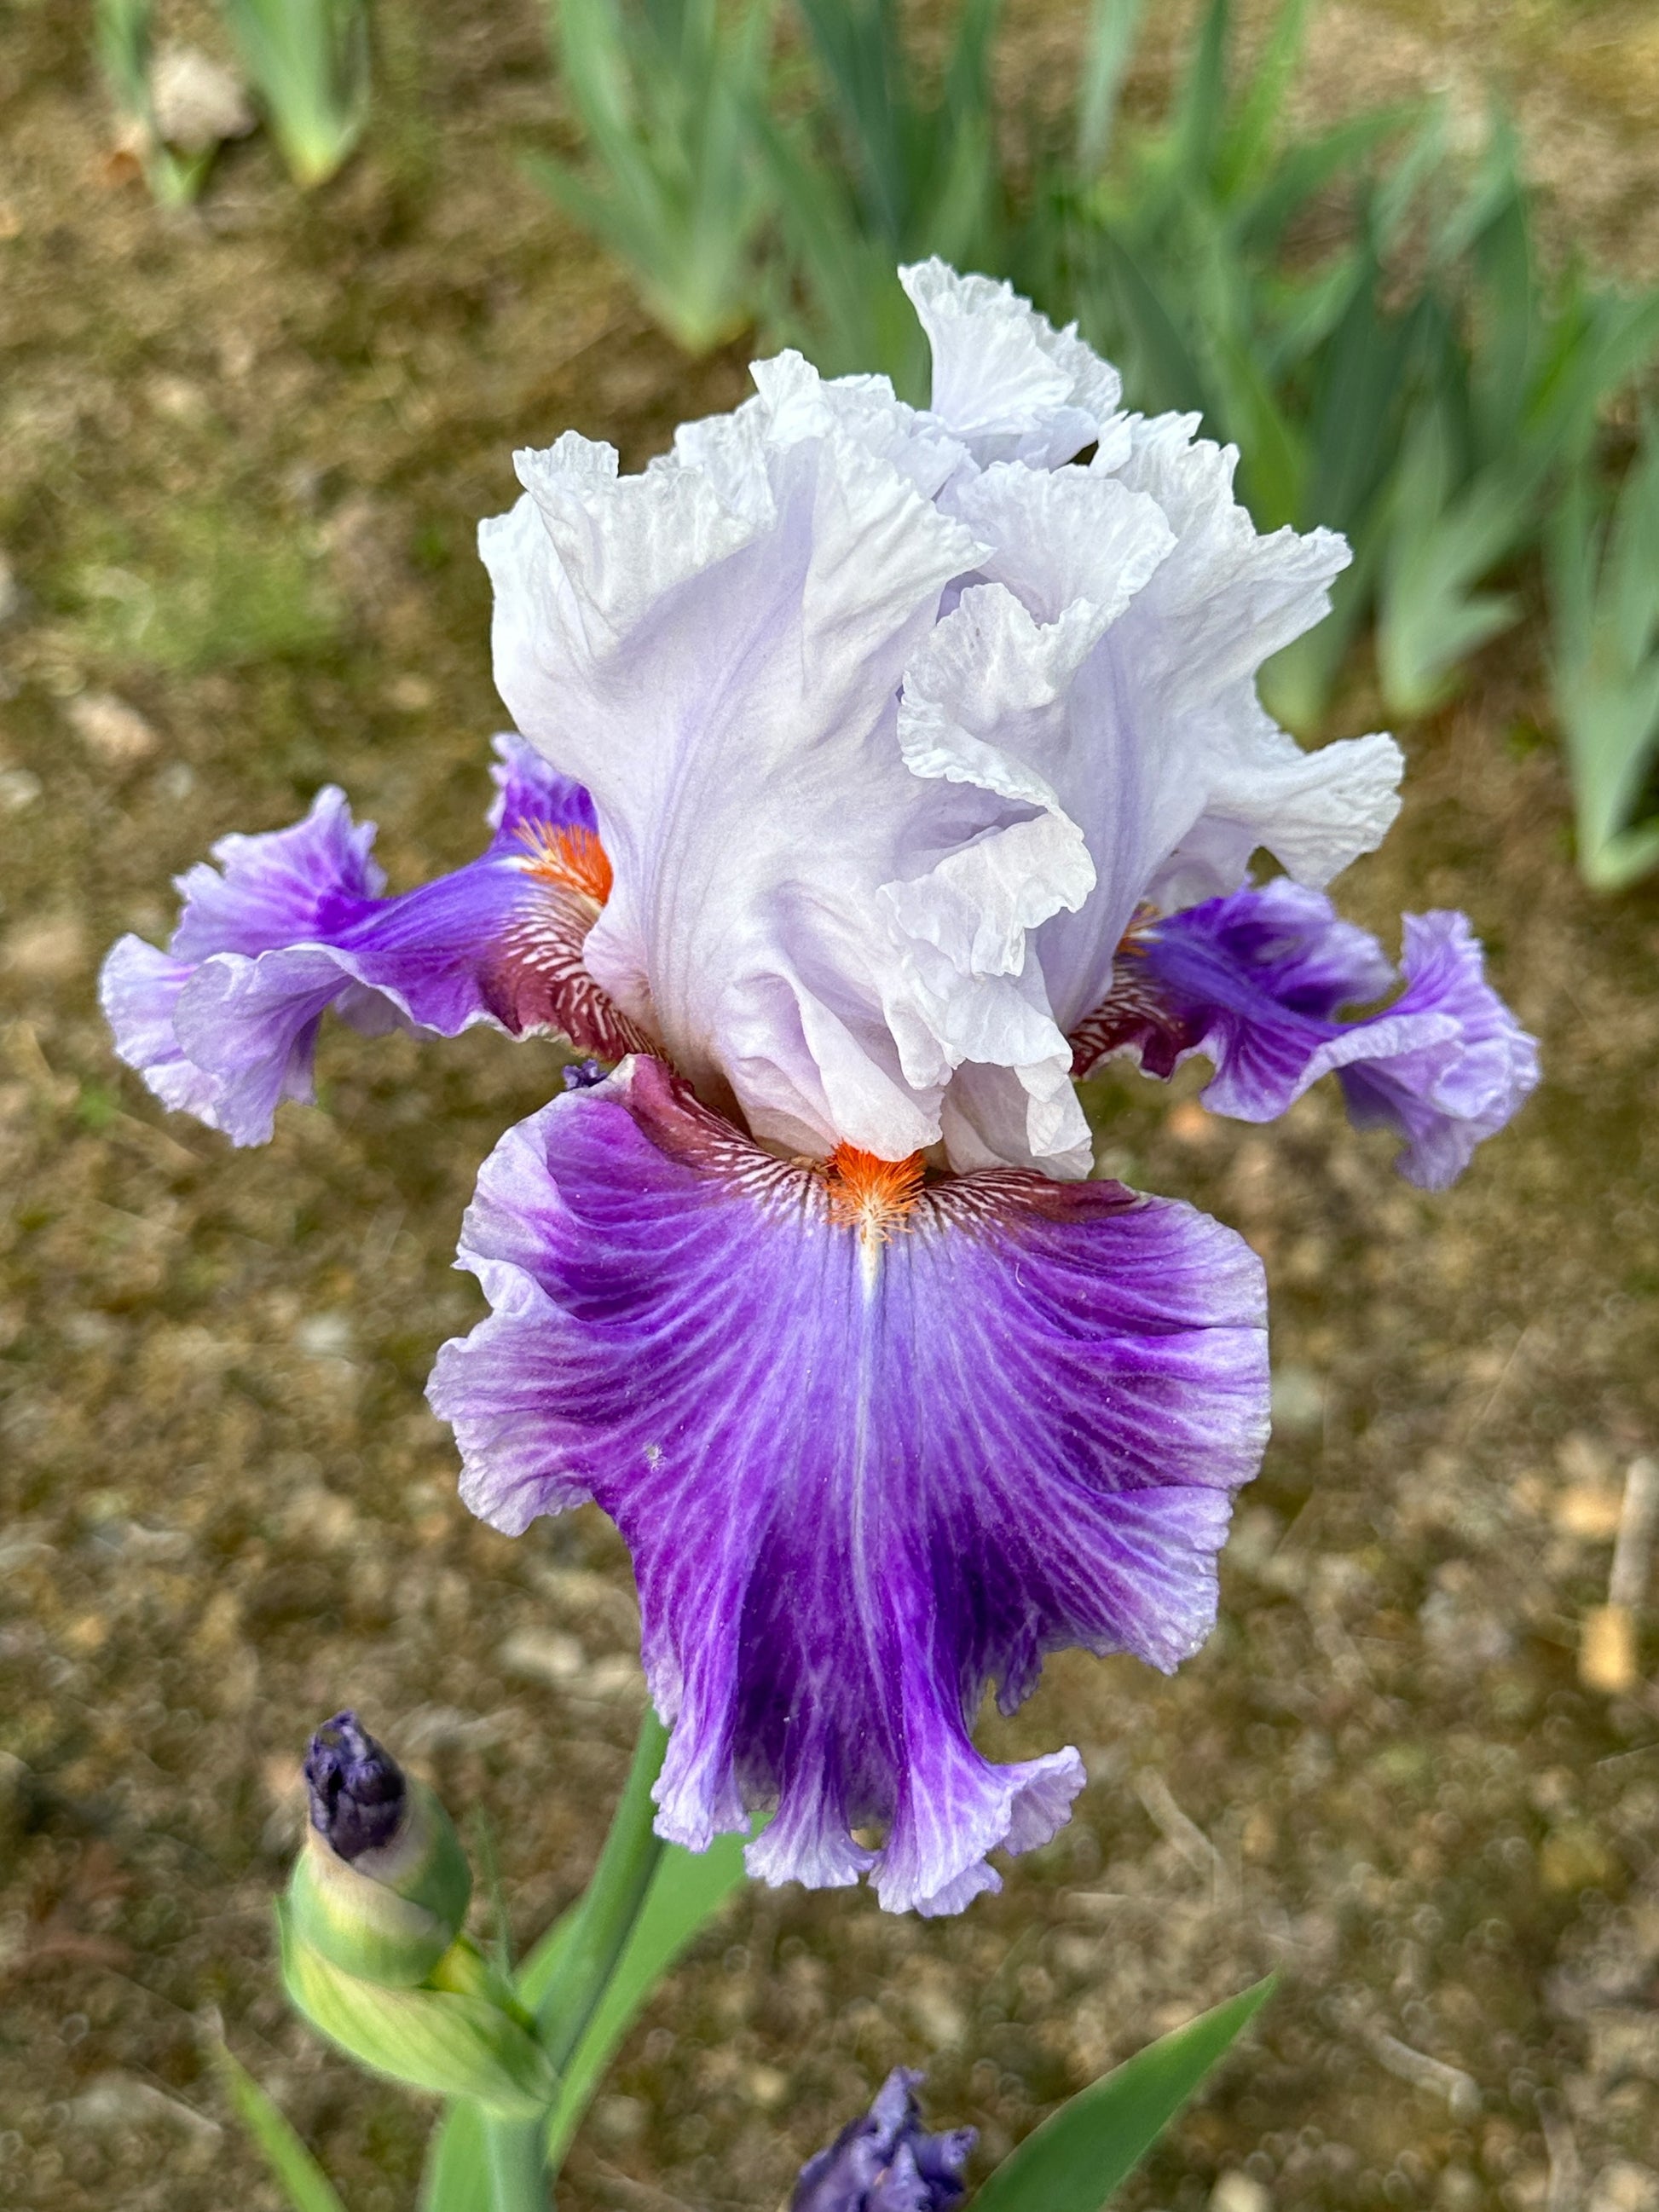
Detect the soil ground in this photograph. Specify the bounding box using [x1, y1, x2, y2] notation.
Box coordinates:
[3, 4, 1659, 2209]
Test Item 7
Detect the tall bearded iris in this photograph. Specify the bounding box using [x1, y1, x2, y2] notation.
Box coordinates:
[101, 263, 1537, 1915]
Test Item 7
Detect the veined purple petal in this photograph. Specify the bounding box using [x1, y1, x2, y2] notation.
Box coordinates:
[1069, 880, 1539, 1188]
[793, 2069, 975, 2212]
[427, 1056, 1268, 1915]
[100, 736, 649, 1145]
[1336, 911, 1540, 1190]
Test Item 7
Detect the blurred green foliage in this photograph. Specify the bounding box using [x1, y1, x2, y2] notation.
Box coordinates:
[526, 0, 774, 355]
[61, 501, 340, 673]
[97, 0, 367, 194]
[95, 0, 223, 205]
[754, 0, 1005, 391]
[86, 0, 1659, 881]
[1548, 423, 1659, 891]
[537, 0, 1659, 883]
[218, 0, 370, 188]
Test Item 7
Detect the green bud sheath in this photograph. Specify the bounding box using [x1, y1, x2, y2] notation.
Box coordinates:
[295, 1712, 471, 1984]
[358, 1775, 472, 1928]
[277, 1901, 558, 2118]
[427, 1932, 536, 2030]
[289, 1828, 448, 1987]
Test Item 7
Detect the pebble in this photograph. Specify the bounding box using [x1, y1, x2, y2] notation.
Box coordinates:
[66, 690, 159, 767]
[1211, 2174, 1271, 2212]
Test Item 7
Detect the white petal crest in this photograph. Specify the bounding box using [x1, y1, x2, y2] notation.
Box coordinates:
[480, 265, 1408, 1175]
[899, 257, 1122, 466]
[486, 401, 997, 1162]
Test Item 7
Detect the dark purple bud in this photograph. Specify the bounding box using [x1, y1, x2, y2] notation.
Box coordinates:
[561, 1058, 606, 1091]
[304, 1711, 406, 1862]
[792, 2071, 974, 2212]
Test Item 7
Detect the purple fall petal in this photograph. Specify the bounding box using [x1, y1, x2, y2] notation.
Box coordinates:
[1335, 910, 1540, 1190]
[99, 736, 647, 1144]
[427, 1055, 1269, 1915]
[1069, 880, 1537, 1187]
[793, 2070, 975, 2212]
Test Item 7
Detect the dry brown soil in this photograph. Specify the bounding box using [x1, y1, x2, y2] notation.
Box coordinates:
[3, 3, 1659, 2209]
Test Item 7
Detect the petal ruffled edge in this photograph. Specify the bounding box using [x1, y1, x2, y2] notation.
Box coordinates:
[428, 1055, 1269, 1915]
[100, 738, 640, 1145]
[1070, 881, 1539, 1187]
[900, 258, 1122, 466]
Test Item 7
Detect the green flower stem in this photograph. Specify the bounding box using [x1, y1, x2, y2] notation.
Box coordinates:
[482, 2112, 551, 2212]
[537, 1710, 669, 2072]
[477, 1708, 670, 2209]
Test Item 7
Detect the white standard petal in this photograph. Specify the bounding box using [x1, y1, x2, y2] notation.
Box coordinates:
[484, 406, 1000, 1162]
[899, 258, 1123, 468]
[1102, 418, 1403, 912]
[949, 460, 1176, 628]
[946, 413, 1405, 1029]
[749, 349, 968, 504]
[882, 580, 1109, 1174]
[1146, 705, 1404, 911]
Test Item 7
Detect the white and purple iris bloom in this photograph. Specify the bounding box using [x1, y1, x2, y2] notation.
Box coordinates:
[101, 264, 1538, 1916]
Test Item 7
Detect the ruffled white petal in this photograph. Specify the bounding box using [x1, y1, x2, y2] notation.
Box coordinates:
[943, 410, 1404, 1028]
[749, 350, 968, 503]
[1099, 418, 1354, 708]
[899, 257, 1124, 468]
[482, 264, 1407, 1175]
[949, 460, 1176, 627]
[487, 389, 1035, 1161]
[886, 581, 1113, 1172]
[1147, 708, 1404, 912]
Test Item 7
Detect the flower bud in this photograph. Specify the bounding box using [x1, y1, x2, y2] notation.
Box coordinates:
[277, 1900, 559, 2118]
[279, 1712, 558, 2118]
[288, 1712, 471, 1988]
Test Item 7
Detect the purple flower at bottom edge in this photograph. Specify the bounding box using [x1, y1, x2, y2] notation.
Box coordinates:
[98, 735, 647, 1146]
[793, 2071, 975, 2212]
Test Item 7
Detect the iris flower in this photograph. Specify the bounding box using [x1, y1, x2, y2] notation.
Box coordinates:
[792, 2070, 974, 2212]
[102, 263, 1537, 1915]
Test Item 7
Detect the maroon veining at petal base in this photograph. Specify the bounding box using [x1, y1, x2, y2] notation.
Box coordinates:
[479, 879, 655, 1062]
[100, 736, 650, 1143]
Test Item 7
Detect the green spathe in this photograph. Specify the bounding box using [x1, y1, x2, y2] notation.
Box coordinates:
[288, 1776, 471, 1987]
[277, 1903, 558, 2120]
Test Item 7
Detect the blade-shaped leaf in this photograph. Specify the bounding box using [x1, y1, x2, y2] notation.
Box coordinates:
[1377, 416, 1536, 713]
[1076, 0, 1148, 174]
[1171, 0, 1230, 193]
[971, 1978, 1275, 2212]
[1549, 435, 1659, 889]
[216, 2043, 349, 2212]
[543, 1831, 750, 2168]
[533, 0, 773, 354]
[1095, 227, 1212, 419]
[419, 2097, 490, 2212]
[1217, 0, 1309, 199]
[219, 0, 371, 189]
[1239, 104, 1419, 262]
[1300, 229, 1416, 534]
[793, 0, 909, 245]
[1584, 817, 1659, 892]
[1211, 328, 1306, 529]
